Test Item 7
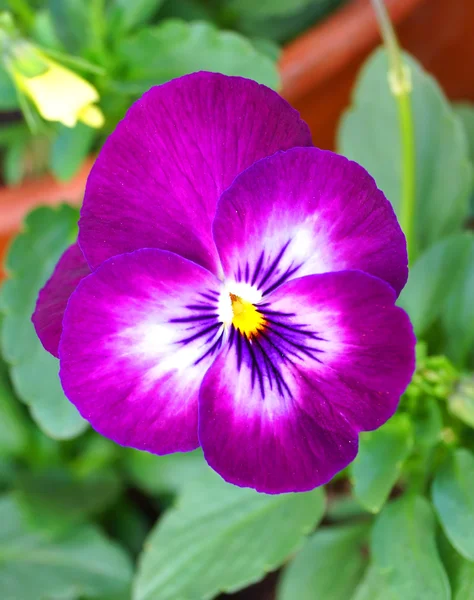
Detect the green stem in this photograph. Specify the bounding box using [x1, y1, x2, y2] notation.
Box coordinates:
[397, 92, 416, 262]
[371, 0, 416, 263]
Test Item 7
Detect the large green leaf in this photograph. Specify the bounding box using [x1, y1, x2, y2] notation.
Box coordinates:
[371, 496, 450, 600]
[133, 469, 325, 600]
[397, 233, 473, 336]
[432, 449, 474, 560]
[124, 448, 207, 496]
[351, 414, 413, 513]
[120, 19, 279, 91]
[0, 494, 133, 600]
[351, 565, 397, 600]
[51, 123, 96, 181]
[0, 205, 87, 439]
[277, 523, 369, 600]
[442, 236, 474, 366]
[339, 50, 472, 256]
[0, 355, 29, 457]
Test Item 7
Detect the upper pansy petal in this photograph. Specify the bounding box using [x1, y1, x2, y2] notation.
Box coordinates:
[213, 147, 408, 297]
[32, 243, 91, 358]
[199, 270, 415, 493]
[59, 248, 225, 454]
[79, 72, 312, 273]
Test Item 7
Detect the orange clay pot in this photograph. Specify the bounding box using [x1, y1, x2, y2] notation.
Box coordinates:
[1, 0, 474, 281]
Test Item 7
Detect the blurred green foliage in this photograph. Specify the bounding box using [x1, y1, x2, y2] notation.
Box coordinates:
[1, 3, 474, 598]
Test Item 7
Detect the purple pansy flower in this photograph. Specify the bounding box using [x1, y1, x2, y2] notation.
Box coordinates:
[33, 72, 415, 494]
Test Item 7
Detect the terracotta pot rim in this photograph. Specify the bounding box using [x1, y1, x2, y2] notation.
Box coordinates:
[0, 158, 93, 235]
[280, 0, 425, 101]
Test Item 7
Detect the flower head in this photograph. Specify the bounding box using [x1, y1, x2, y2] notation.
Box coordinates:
[13, 51, 104, 128]
[1, 16, 103, 129]
[33, 72, 415, 493]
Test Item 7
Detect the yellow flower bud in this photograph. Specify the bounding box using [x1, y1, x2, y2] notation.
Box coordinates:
[12, 51, 104, 129]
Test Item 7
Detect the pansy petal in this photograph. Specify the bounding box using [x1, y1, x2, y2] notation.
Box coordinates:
[79, 72, 312, 274]
[59, 249, 225, 454]
[213, 147, 408, 297]
[32, 243, 91, 357]
[199, 271, 415, 493]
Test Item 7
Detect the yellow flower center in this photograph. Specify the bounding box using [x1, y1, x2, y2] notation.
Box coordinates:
[230, 293, 265, 338]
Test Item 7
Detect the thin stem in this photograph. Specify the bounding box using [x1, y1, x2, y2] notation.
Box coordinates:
[371, 0, 416, 263]
[397, 92, 416, 262]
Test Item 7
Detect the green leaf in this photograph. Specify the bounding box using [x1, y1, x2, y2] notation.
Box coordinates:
[250, 37, 282, 62]
[15, 468, 122, 532]
[48, 0, 90, 53]
[442, 236, 474, 366]
[432, 449, 474, 560]
[0, 494, 133, 600]
[133, 469, 325, 600]
[0, 357, 29, 457]
[351, 565, 397, 600]
[397, 233, 473, 336]
[438, 532, 474, 600]
[233, 0, 344, 44]
[3, 136, 29, 186]
[339, 49, 472, 256]
[452, 560, 474, 600]
[371, 495, 450, 600]
[156, 0, 215, 22]
[277, 523, 369, 600]
[0, 67, 19, 110]
[0, 205, 87, 439]
[113, 0, 165, 32]
[447, 376, 474, 428]
[227, 0, 316, 18]
[124, 448, 207, 496]
[51, 123, 96, 181]
[120, 19, 279, 91]
[351, 414, 413, 513]
[454, 103, 474, 168]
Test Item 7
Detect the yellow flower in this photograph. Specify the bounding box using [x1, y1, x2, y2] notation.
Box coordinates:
[15, 57, 104, 128]
[4, 39, 104, 129]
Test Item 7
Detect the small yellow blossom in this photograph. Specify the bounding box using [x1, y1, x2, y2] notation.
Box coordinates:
[12, 50, 105, 129]
[1, 15, 104, 130]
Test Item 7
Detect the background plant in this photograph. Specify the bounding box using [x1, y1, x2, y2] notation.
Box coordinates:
[0, 0, 345, 185]
[1, 1, 474, 599]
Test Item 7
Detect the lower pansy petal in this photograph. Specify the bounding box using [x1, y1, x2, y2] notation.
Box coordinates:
[59, 249, 225, 454]
[199, 270, 415, 493]
[213, 147, 408, 297]
[32, 243, 91, 357]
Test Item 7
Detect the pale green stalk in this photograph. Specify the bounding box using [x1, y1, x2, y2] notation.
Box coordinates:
[371, 0, 416, 263]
